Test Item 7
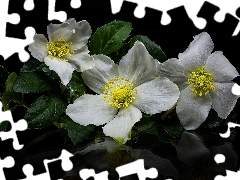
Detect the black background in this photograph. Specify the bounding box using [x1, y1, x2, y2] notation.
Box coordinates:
[1, 0, 240, 179]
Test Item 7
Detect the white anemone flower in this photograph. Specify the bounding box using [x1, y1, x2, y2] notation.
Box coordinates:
[28, 18, 95, 85]
[158, 32, 239, 130]
[66, 41, 180, 145]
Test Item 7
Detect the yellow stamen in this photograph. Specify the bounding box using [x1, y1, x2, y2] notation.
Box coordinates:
[47, 38, 74, 60]
[188, 66, 215, 96]
[102, 77, 137, 109]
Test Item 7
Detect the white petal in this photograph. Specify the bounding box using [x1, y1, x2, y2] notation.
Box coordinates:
[118, 41, 156, 87]
[103, 105, 142, 145]
[179, 32, 214, 72]
[176, 85, 212, 130]
[157, 58, 189, 91]
[132, 77, 180, 114]
[67, 51, 95, 72]
[67, 20, 92, 50]
[210, 82, 239, 119]
[28, 34, 48, 62]
[205, 51, 239, 82]
[66, 94, 118, 126]
[177, 132, 210, 167]
[47, 23, 72, 42]
[65, 18, 78, 29]
[44, 56, 74, 85]
[82, 54, 119, 94]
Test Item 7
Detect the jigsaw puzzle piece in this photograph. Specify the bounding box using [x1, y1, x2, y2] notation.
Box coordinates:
[197, 2, 239, 36]
[19, 149, 73, 180]
[0, 102, 28, 150]
[116, 159, 158, 180]
[0, 156, 14, 180]
[0, 0, 35, 62]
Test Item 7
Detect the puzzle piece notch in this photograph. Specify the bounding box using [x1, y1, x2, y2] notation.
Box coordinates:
[220, 122, 240, 138]
[116, 159, 158, 180]
[24, 0, 34, 11]
[79, 169, 109, 180]
[19, 149, 74, 180]
[0, 156, 14, 180]
[0, 102, 28, 150]
[70, 0, 81, 9]
[113, 0, 240, 36]
[232, 83, 240, 96]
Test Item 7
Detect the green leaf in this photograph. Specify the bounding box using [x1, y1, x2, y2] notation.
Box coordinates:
[38, 63, 59, 80]
[62, 116, 94, 145]
[24, 94, 67, 129]
[158, 127, 174, 143]
[129, 35, 168, 62]
[20, 59, 43, 73]
[132, 118, 155, 134]
[89, 20, 132, 55]
[0, 65, 10, 88]
[161, 121, 182, 138]
[13, 72, 58, 93]
[0, 121, 9, 132]
[63, 71, 85, 102]
[1, 91, 20, 111]
[5, 72, 18, 92]
[201, 109, 236, 130]
[67, 71, 85, 93]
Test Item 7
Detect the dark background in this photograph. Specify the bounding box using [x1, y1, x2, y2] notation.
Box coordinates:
[0, 0, 240, 179]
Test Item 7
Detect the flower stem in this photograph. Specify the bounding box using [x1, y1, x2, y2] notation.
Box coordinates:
[161, 103, 177, 121]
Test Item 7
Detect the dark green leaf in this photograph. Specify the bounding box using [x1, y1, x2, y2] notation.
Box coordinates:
[63, 71, 85, 102]
[132, 118, 155, 134]
[129, 35, 168, 62]
[62, 116, 94, 145]
[158, 127, 174, 143]
[67, 71, 85, 93]
[5, 72, 17, 92]
[201, 109, 233, 130]
[20, 59, 43, 73]
[24, 94, 67, 129]
[161, 121, 182, 138]
[0, 121, 9, 132]
[89, 20, 132, 55]
[1, 91, 19, 111]
[13, 72, 58, 93]
[0, 65, 10, 88]
[38, 64, 59, 80]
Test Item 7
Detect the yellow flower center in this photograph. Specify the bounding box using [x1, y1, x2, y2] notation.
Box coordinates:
[188, 66, 215, 96]
[102, 77, 137, 109]
[47, 38, 74, 60]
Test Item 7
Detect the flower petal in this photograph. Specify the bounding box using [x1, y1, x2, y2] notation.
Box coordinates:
[210, 82, 239, 119]
[157, 58, 189, 91]
[178, 32, 214, 72]
[67, 50, 95, 72]
[118, 41, 156, 87]
[132, 77, 180, 114]
[66, 94, 118, 126]
[205, 51, 239, 82]
[67, 20, 92, 50]
[103, 105, 142, 145]
[176, 85, 212, 130]
[82, 54, 119, 94]
[44, 56, 74, 85]
[28, 34, 48, 62]
[47, 22, 72, 42]
[176, 131, 210, 167]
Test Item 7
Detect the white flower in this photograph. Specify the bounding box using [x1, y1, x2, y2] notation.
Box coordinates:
[66, 41, 180, 145]
[158, 32, 239, 130]
[28, 18, 94, 85]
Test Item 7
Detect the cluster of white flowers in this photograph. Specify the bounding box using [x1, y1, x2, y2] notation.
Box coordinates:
[29, 19, 239, 145]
